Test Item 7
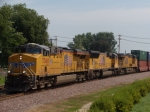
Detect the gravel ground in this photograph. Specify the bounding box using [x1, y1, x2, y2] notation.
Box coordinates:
[0, 72, 150, 112]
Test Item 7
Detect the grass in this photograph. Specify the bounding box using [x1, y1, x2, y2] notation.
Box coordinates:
[60, 86, 124, 112]
[50, 92, 100, 112]
[0, 76, 5, 85]
[0, 69, 7, 85]
[2, 74, 149, 112]
[131, 92, 150, 112]
[31, 86, 127, 112]
[34, 79, 150, 112]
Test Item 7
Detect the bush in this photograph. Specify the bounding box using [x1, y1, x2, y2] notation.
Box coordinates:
[139, 86, 148, 97]
[127, 87, 141, 104]
[132, 80, 148, 97]
[145, 79, 150, 92]
[112, 90, 134, 112]
[89, 106, 102, 112]
[90, 78, 150, 112]
[90, 95, 116, 112]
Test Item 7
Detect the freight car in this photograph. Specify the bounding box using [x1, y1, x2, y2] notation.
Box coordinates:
[4, 43, 140, 91]
[131, 50, 149, 72]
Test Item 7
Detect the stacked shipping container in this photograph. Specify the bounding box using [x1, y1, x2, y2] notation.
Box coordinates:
[131, 50, 148, 72]
[147, 52, 150, 70]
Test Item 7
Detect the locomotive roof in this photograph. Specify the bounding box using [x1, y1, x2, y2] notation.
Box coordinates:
[38, 45, 50, 51]
[27, 43, 50, 51]
[74, 49, 89, 55]
[90, 50, 100, 54]
[117, 53, 126, 57]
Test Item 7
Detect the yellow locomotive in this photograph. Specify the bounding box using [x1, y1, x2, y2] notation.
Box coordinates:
[5, 43, 138, 91]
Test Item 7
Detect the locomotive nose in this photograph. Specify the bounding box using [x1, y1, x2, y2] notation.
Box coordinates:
[5, 75, 31, 91]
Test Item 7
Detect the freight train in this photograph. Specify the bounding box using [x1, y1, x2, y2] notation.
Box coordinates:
[4, 43, 150, 91]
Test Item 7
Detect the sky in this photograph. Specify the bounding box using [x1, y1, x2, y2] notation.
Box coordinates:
[1, 0, 150, 53]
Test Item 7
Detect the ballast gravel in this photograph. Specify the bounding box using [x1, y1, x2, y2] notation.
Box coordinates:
[0, 72, 150, 112]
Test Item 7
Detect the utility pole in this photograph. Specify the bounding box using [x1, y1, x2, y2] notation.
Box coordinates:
[118, 35, 121, 53]
[54, 36, 57, 47]
[49, 36, 57, 47]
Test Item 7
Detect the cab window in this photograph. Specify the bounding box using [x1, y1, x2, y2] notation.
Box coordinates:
[26, 47, 41, 54]
[43, 49, 49, 56]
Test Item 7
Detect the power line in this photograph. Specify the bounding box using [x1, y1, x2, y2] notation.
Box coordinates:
[121, 38, 150, 44]
[52, 34, 150, 46]
[57, 40, 71, 43]
[56, 36, 150, 44]
[121, 35, 150, 39]
[51, 35, 73, 39]
[52, 34, 150, 40]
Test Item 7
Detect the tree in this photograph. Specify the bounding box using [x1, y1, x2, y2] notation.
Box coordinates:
[90, 32, 117, 52]
[67, 34, 85, 50]
[68, 32, 117, 52]
[0, 4, 26, 66]
[0, 3, 50, 66]
[11, 3, 50, 45]
[82, 32, 93, 50]
[67, 42, 75, 49]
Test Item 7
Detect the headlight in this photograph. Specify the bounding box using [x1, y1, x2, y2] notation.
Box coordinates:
[20, 56, 22, 60]
[23, 71, 26, 74]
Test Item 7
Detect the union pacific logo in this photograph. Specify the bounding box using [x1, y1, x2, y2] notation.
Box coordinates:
[10, 62, 35, 68]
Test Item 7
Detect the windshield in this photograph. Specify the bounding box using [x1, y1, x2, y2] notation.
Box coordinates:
[14, 44, 42, 54]
[26, 47, 41, 54]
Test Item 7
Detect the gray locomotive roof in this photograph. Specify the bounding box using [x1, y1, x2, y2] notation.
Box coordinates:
[38, 45, 50, 51]
[90, 50, 100, 54]
[27, 43, 50, 51]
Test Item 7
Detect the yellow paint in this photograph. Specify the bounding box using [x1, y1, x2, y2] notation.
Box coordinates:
[8, 50, 138, 77]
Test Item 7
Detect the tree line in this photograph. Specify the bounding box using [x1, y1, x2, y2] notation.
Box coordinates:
[0, 3, 117, 67]
[67, 32, 117, 52]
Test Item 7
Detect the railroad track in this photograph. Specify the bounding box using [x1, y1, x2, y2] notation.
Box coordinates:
[0, 85, 4, 90]
[0, 83, 78, 101]
[0, 73, 129, 101]
[0, 71, 143, 101]
[0, 92, 24, 101]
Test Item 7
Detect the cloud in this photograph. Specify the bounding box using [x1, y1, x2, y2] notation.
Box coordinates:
[44, 7, 150, 49]
[1, 1, 150, 51]
[45, 7, 150, 26]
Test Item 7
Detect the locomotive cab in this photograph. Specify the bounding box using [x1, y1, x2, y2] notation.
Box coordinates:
[5, 43, 50, 91]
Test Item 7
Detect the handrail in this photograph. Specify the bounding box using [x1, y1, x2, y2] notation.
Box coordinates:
[22, 63, 35, 76]
[8, 63, 35, 76]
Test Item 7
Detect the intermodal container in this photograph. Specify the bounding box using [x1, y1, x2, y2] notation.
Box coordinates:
[138, 60, 148, 71]
[147, 52, 150, 69]
[131, 50, 147, 61]
[147, 52, 150, 60]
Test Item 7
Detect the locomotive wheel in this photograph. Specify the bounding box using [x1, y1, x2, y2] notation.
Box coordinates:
[99, 70, 103, 78]
[124, 69, 127, 75]
[112, 70, 117, 76]
[94, 72, 99, 79]
[85, 73, 89, 80]
[82, 72, 86, 82]
[50, 78, 56, 86]
[89, 74, 93, 80]
[45, 83, 51, 88]
[116, 71, 120, 75]
[112, 70, 115, 75]
[37, 85, 40, 89]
